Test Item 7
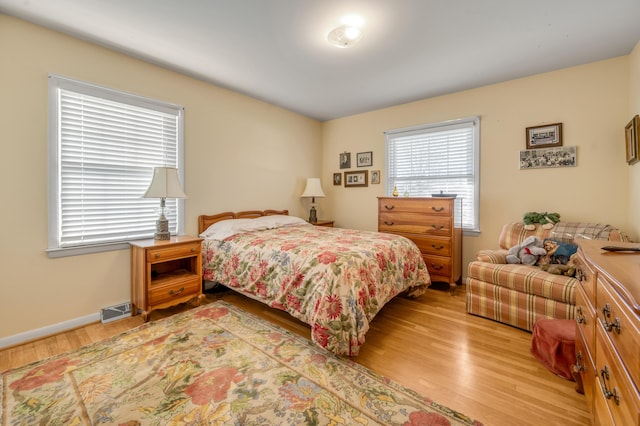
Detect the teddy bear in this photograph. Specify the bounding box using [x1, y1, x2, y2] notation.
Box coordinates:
[522, 211, 561, 230]
[506, 236, 547, 265]
[539, 253, 578, 277]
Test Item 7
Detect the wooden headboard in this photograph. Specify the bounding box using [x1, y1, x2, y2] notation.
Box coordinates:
[198, 209, 289, 234]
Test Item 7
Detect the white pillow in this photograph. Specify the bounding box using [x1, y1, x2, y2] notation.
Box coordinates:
[248, 215, 309, 229]
[199, 218, 254, 240]
[199, 215, 309, 240]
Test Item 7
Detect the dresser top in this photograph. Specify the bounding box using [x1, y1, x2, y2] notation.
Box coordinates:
[579, 240, 640, 315]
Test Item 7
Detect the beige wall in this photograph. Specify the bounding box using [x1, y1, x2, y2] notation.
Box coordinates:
[629, 41, 640, 237]
[0, 15, 321, 340]
[322, 56, 634, 269]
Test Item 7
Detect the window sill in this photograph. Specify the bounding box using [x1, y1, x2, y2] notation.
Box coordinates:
[46, 242, 131, 258]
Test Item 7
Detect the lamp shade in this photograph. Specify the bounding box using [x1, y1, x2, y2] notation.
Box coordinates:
[301, 178, 325, 198]
[143, 167, 187, 199]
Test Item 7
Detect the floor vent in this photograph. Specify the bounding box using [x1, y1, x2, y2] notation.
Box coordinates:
[100, 303, 131, 324]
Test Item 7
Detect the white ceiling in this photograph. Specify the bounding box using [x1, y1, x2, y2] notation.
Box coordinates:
[2, 0, 640, 121]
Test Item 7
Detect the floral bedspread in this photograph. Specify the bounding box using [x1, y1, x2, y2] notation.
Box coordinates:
[202, 225, 430, 355]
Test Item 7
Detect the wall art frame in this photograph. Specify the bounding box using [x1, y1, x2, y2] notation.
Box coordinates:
[356, 151, 373, 167]
[333, 172, 342, 185]
[526, 123, 563, 149]
[625, 115, 639, 165]
[344, 171, 368, 187]
[339, 152, 351, 169]
[370, 170, 380, 184]
[519, 146, 576, 169]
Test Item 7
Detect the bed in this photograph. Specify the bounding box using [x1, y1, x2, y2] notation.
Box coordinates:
[198, 210, 430, 356]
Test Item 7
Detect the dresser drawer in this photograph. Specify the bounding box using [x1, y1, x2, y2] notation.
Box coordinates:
[147, 242, 201, 262]
[597, 276, 640, 386]
[575, 251, 597, 303]
[378, 212, 451, 236]
[149, 278, 201, 306]
[595, 326, 640, 426]
[423, 255, 452, 277]
[410, 235, 452, 256]
[378, 197, 452, 215]
[575, 329, 595, 411]
[576, 284, 596, 357]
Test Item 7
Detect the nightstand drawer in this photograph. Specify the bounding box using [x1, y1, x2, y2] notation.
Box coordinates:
[147, 242, 201, 262]
[149, 279, 200, 305]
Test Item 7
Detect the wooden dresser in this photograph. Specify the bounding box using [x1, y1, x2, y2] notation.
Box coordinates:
[574, 240, 640, 425]
[377, 197, 462, 291]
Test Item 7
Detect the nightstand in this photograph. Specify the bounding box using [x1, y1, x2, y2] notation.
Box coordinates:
[310, 220, 334, 227]
[130, 235, 204, 321]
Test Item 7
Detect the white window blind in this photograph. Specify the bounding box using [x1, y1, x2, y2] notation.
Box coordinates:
[48, 75, 185, 257]
[385, 116, 480, 232]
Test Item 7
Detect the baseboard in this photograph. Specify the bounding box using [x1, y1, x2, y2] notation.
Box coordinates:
[0, 313, 100, 349]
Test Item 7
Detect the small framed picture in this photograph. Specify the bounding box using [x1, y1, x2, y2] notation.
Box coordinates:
[526, 123, 563, 149]
[356, 151, 373, 167]
[333, 172, 342, 185]
[371, 170, 380, 184]
[625, 115, 639, 165]
[339, 152, 351, 169]
[344, 171, 368, 187]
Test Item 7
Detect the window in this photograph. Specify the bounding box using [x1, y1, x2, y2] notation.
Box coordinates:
[385, 116, 480, 233]
[48, 75, 185, 257]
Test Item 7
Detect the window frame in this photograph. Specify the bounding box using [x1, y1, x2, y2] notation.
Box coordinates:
[47, 75, 185, 258]
[384, 116, 480, 235]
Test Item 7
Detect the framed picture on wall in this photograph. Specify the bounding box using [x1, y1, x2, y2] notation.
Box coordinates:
[333, 173, 342, 185]
[344, 171, 368, 187]
[339, 152, 351, 169]
[526, 123, 563, 149]
[356, 151, 373, 167]
[625, 115, 639, 165]
[371, 170, 380, 184]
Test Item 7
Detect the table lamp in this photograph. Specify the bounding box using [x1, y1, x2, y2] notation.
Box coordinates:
[143, 167, 186, 240]
[301, 177, 325, 223]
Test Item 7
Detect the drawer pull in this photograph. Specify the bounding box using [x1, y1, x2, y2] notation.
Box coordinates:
[599, 366, 620, 405]
[574, 351, 585, 372]
[431, 224, 445, 230]
[384, 205, 395, 210]
[431, 244, 444, 250]
[576, 306, 586, 324]
[431, 206, 445, 212]
[384, 221, 395, 226]
[155, 253, 161, 259]
[191, 247, 195, 253]
[600, 303, 621, 334]
[430, 263, 444, 270]
[576, 267, 587, 282]
[169, 287, 185, 296]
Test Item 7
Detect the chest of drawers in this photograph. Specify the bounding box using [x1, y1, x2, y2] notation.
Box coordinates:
[574, 240, 640, 425]
[378, 197, 462, 291]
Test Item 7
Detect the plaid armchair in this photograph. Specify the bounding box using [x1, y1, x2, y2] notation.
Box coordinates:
[465, 222, 629, 331]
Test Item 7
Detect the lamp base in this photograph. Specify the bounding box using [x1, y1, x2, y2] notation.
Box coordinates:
[154, 214, 171, 240]
[308, 206, 318, 223]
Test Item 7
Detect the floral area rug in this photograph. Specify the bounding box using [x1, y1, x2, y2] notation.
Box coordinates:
[1, 301, 483, 425]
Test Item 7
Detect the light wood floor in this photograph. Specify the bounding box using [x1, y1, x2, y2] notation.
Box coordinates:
[0, 283, 590, 426]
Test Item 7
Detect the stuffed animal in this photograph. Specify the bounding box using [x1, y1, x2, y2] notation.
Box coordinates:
[522, 211, 561, 230]
[506, 236, 547, 265]
[540, 263, 576, 277]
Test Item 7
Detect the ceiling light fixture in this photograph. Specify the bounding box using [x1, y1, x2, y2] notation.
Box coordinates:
[327, 24, 363, 48]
